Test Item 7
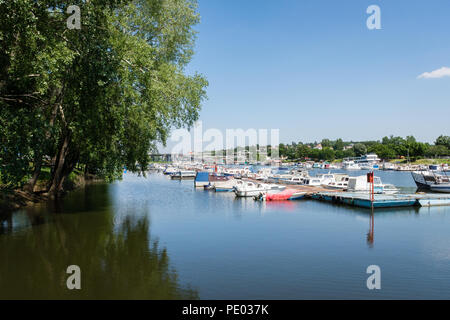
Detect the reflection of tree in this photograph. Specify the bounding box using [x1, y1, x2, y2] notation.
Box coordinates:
[0, 186, 198, 300]
[0, 212, 13, 234]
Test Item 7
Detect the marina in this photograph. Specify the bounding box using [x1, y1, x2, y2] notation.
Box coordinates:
[154, 159, 450, 210]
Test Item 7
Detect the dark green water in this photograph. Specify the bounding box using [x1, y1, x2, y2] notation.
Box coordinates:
[1, 171, 450, 299]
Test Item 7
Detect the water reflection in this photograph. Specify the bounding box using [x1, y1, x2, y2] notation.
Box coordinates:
[0, 211, 13, 234]
[0, 184, 198, 300]
[3, 172, 450, 299]
[367, 211, 375, 247]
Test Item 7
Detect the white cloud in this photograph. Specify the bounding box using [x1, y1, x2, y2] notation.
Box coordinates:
[418, 66, 450, 79]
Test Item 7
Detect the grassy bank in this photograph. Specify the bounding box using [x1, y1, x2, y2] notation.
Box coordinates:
[389, 159, 450, 165]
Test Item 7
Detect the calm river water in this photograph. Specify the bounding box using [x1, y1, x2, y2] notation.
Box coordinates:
[1, 169, 450, 299]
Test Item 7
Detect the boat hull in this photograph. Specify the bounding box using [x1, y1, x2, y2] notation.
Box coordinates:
[235, 190, 265, 197]
[215, 187, 234, 192]
[419, 199, 450, 207]
[411, 172, 433, 190]
[430, 185, 450, 193]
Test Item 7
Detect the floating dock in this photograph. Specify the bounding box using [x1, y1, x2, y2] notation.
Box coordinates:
[311, 192, 450, 209]
[217, 178, 450, 209]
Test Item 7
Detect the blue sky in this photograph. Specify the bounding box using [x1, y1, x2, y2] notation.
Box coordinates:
[177, 0, 450, 147]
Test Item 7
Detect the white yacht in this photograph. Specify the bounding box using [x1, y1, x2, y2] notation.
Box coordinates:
[342, 160, 361, 170]
[303, 177, 324, 186]
[355, 153, 381, 164]
[284, 175, 306, 185]
[325, 174, 350, 190]
[316, 173, 336, 186]
[347, 175, 398, 194]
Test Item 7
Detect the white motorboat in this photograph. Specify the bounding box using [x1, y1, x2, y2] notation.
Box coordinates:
[303, 177, 323, 186]
[317, 173, 336, 186]
[234, 181, 285, 197]
[326, 180, 349, 190]
[347, 175, 384, 193]
[284, 175, 306, 185]
[164, 166, 178, 175]
[347, 175, 399, 194]
[214, 179, 238, 192]
[382, 184, 400, 194]
[382, 162, 396, 171]
[171, 170, 197, 179]
[325, 174, 349, 190]
[342, 160, 361, 170]
[302, 173, 335, 187]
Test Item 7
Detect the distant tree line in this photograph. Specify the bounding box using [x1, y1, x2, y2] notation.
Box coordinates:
[278, 135, 450, 162]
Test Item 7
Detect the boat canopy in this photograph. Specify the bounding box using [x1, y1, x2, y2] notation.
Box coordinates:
[195, 172, 209, 182]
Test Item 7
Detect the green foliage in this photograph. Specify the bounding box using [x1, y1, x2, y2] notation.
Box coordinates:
[353, 143, 367, 157]
[0, 0, 208, 191]
[426, 145, 449, 158]
[436, 135, 450, 149]
[278, 135, 449, 162]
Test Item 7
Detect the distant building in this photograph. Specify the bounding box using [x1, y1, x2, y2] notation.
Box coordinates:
[314, 143, 323, 150]
[344, 144, 354, 151]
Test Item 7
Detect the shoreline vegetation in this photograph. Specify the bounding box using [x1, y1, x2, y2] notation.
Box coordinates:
[0, 0, 208, 209]
[0, 167, 102, 212]
[277, 135, 450, 164]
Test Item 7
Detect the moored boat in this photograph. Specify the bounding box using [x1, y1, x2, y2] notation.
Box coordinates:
[347, 175, 384, 193]
[382, 184, 400, 194]
[214, 179, 237, 192]
[411, 171, 450, 192]
[255, 189, 307, 201]
[194, 171, 210, 188]
[234, 181, 285, 197]
[171, 170, 197, 179]
[430, 184, 450, 193]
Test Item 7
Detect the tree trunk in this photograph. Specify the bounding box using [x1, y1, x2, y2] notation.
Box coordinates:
[48, 132, 71, 197]
[25, 93, 60, 194]
[23, 156, 42, 193]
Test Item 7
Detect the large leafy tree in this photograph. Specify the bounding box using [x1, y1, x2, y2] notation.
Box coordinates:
[436, 135, 450, 149]
[0, 0, 208, 195]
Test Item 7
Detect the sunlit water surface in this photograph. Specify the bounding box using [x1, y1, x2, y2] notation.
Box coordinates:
[1, 170, 450, 299]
